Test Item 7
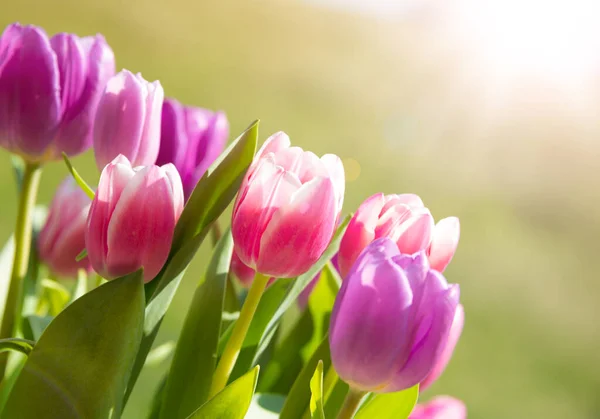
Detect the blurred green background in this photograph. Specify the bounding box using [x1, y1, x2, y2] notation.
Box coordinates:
[1, 0, 600, 418]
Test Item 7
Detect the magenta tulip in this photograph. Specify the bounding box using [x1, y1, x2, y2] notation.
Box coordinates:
[338, 193, 459, 277]
[85, 155, 184, 282]
[38, 178, 92, 278]
[156, 98, 228, 199]
[231, 131, 345, 278]
[329, 238, 460, 393]
[420, 304, 464, 391]
[0, 23, 115, 161]
[93, 70, 163, 170]
[230, 251, 256, 287]
[409, 396, 467, 419]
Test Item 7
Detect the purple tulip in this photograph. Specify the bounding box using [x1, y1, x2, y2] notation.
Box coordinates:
[409, 396, 467, 419]
[329, 237, 460, 393]
[38, 178, 92, 278]
[156, 98, 228, 199]
[93, 70, 163, 170]
[0, 23, 115, 161]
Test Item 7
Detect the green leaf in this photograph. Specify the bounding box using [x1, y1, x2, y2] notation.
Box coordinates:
[247, 393, 285, 419]
[3, 271, 145, 419]
[323, 377, 349, 418]
[354, 385, 419, 419]
[148, 375, 167, 419]
[0, 338, 34, 355]
[160, 232, 234, 419]
[280, 335, 332, 419]
[186, 366, 260, 419]
[75, 248, 87, 262]
[36, 278, 70, 316]
[11, 155, 25, 191]
[0, 237, 15, 327]
[70, 269, 88, 303]
[309, 360, 325, 419]
[144, 341, 175, 368]
[62, 153, 95, 199]
[21, 315, 53, 341]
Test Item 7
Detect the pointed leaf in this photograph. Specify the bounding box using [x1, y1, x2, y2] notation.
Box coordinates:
[186, 366, 260, 419]
[354, 385, 419, 419]
[160, 232, 234, 419]
[309, 360, 325, 419]
[0, 338, 34, 356]
[3, 271, 145, 419]
[62, 153, 95, 199]
[144, 341, 175, 368]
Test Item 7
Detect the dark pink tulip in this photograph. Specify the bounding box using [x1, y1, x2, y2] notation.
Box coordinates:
[156, 98, 228, 199]
[93, 70, 163, 170]
[420, 304, 464, 391]
[409, 396, 467, 419]
[329, 238, 460, 393]
[231, 132, 345, 278]
[338, 193, 459, 277]
[230, 251, 256, 287]
[38, 178, 92, 278]
[85, 155, 184, 282]
[0, 23, 115, 161]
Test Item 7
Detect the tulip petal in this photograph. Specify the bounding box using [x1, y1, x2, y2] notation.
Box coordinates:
[320, 153, 345, 213]
[427, 217, 460, 272]
[409, 396, 467, 419]
[394, 209, 435, 254]
[257, 176, 338, 278]
[133, 77, 162, 166]
[157, 99, 188, 169]
[257, 131, 291, 159]
[105, 166, 176, 281]
[161, 162, 185, 219]
[46, 207, 91, 277]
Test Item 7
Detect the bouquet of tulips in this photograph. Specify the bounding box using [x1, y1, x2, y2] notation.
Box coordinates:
[0, 23, 465, 419]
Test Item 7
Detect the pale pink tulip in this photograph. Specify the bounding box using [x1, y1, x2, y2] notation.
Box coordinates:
[410, 396, 467, 419]
[231, 132, 344, 278]
[85, 154, 184, 282]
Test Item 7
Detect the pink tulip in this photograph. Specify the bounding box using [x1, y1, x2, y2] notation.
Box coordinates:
[409, 396, 467, 419]
[230, 251, 256, 287]
[231, 132, 344, 278]
[85, 154, 184, 282]
[420, 304, 465, 391]
[338, 193, 459, 277]
[38, 178, 92, 278]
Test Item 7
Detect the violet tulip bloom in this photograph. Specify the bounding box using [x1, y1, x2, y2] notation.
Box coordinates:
[38, 178, 92, 278]
[409, 396, 467, 419]
[338, 193, 460, 277]
[420, 304, 464, 391]
[85, 154, 184, 282]
[156, 98, 228, 199]
[0, 23, 115, 161]
[231, 132, 345, 278]
[329, 238, 460, 393]
[93, 70, 163, 170]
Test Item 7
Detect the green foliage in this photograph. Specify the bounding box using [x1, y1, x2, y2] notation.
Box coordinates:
[0, 338, 34, 355]
[355, 385, 419, 419]
[309, 360, 325, 419]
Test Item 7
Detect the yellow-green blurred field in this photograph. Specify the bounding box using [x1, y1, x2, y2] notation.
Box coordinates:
[1, 1, 599, 418]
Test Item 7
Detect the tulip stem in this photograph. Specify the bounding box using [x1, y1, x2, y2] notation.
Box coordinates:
[209, 272, 270, 397]
[0, 163, 42, 378]
[337, 388, 367, 419]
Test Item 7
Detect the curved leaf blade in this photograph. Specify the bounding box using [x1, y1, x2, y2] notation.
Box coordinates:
[0, 338, 34, 356]
[354, 385, 419, 419]
[3, 271, 145, 419]
[309, 360, 325, 419]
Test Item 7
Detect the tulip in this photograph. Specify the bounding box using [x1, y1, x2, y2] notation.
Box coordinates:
[230, 251, 256, 287]
[0, 23, 115, 161]
[93, 70, 163, 170]
[38, 178, 92, 278]
[231, 131, 345, 279]
[85, 154, 184, 282]
[420, 304, 464, 391]
[156, 98, 228, 199]
[329, 238, 460, 394]
[409, 396, 467, 419]
[338, 193, 459, 277]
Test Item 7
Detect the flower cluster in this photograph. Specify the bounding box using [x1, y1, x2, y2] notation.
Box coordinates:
[0, 22, 466, 419]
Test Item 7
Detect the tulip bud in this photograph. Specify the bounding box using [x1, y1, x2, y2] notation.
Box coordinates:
[156, 98, 228, 199]
[93, 70, 163, 170]
[338, 193, 459, 277]
[0, 23, 115, 162]
[420, 304, 464, 391]
[329, 238, 460, 393]
[409, 396, 467, 419]
[38, 178, 92, 278]
[85, 154, 184, 282]
[231, 132, 345, 278]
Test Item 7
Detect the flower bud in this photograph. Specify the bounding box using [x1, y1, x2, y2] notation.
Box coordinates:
[85, 155, 184, 282]
[409, 396, 466, 419]
[156, 98, 228, 199]
[329, 238, 460, 393]
[420, 304, 464, 391]
[231, 132, 345, 278]
[93, 70, 163, 170]
[0, 23, 115, 161]
[338, 193, 459, 277]
[38, 178, 92, 278]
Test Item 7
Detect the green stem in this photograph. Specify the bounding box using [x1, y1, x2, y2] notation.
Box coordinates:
[337, 388, 366, 419]
[209, 272, 270, 397]
[0, 163, 42, 378]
